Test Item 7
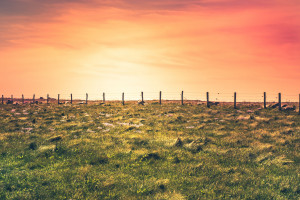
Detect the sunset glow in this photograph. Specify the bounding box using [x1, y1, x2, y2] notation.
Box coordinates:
[0, 0, 299, 101]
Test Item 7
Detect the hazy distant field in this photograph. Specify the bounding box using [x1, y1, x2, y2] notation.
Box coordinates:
[0, 102, 299, 199]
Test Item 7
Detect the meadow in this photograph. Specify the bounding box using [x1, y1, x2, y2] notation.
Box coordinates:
[0, 101, 299, 199]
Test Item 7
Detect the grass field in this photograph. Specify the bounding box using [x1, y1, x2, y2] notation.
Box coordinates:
[0, 102, 299, 199]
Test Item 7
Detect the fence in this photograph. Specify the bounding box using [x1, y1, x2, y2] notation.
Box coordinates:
[1, 92, 300, 113]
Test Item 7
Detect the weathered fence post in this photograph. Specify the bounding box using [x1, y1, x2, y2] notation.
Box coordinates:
[47, 94, 49, 104]
[103, 92, 105, 104]
[86, 93, 88, 104]
[58, 94, 60, 104]
[278, 93, 281, 111]
[234, 92, 237, 109]
[11, 95, 13, 103]
[70, 93, 73, 104]
[159, 91, 162, 105]
[33, 94, 35, 104]
[299, 94, 300, 115]
[122, 92, 125, 105]
[181, 91, 184, 105]
[206, 92, 210, 108]
[141, 91, 144, 102]
[22, 94, 24, 104]
[264, 92, 266, 108]
[1, 95, 3, 104]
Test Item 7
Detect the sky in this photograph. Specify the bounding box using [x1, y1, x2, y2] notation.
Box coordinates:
[0, 0, 299, 101]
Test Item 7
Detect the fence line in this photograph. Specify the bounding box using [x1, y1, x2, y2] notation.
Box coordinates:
[1, 91, 300, 113]
[1, 92, 299, 101]
[4, 93, 297, 101]
[1, 92, 299, 102]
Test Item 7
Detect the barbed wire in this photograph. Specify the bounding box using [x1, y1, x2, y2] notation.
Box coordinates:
[1, 91, 299, 102]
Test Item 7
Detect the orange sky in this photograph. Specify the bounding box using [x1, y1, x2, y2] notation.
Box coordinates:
[0, 0, 299, 101]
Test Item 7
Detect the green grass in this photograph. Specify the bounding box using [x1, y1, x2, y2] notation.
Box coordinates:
[0, 102, 299, 199]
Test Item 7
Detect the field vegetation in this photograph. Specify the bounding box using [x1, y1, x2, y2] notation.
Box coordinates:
[0, 101, 299, 199]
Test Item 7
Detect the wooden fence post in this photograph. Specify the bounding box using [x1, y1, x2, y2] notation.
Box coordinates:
[122, 92, 125, 105]
[58, 94, 60, 104]
[206, 92, 210, 108]
[86, 93, 88, 104]
[103, 92, 105, 104]
[70, 93, 73, 104]
[264, 92, 266, 108]
[11, 95, 13, 103]
[159, 91, 162, 105]
[22, 94, 24, 104]
[278, 93, 281, 111]
[33, 94, 35, 104]
[181, 91, 184, 105]
[1, 95, 3, 104]
[47, 94, 49, 104]
[141, 91, 144, 102]
[299, 94, 300, 115]
[234, 92, 237, 109]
